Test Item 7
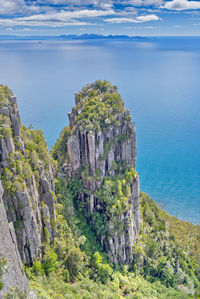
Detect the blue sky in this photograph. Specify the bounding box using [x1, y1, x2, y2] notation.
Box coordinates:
[1, 0, 200, 36]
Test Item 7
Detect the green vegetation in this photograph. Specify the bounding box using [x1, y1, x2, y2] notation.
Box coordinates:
[130, 193, 200, 295]
[52, 126, 70, 167]
[73, 80, 124, 132]
[1, 82, 200, 298]
[29, 268, 193, 299]
[0, 86, 54, 198]
[47, 81, 200, 298]
[21, 125, 52, 171]
[0, 85, 12, 140]
[162, 210, 200, 266]
[4, 288, 26, 299]
[0, 85, 12, 106]
[25, 178, 199, 298]
[0, 258, 7, 291]
[1, 124, 54, 196]
[94, 166, 138, 236]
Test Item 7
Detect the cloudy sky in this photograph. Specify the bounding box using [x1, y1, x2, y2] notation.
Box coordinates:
[1, 0, 200, 36]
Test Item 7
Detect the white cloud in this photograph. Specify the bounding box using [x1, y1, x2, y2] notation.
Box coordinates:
[37, 0, 114, 9]
[0, 0, 24, 14]
[105, 17, 136, 23]
[105, 14, 160, 23]
[0, 0, 41, 15]
[0, 18, 90, 27]
[0, 9, 115, 27]
[39, 0, 108, 4]
[0, 0, 114, 18]
[136, 14, 160, 21]
[144, 26, 157, 28]
[129, 0, 163, 6]
[163, 0, 200, 11]
[20, 9, 114, 21]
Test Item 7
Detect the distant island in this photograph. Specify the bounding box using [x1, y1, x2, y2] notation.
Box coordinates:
[0, 34, 148, 41]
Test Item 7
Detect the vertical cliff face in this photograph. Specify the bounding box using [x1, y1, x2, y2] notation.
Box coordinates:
[0, 181, 29, 298]
[0, 85, 56, 266]
[0, 180, 30, 297]
[55, 81, 140, 264]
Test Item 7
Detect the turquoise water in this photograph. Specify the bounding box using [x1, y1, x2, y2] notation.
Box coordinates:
[0, 37, 199, 224]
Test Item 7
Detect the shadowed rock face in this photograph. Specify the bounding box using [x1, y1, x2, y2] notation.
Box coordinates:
[0, 181, 29, 297]
[0, 86, 56, 266]
[65, 81, 140, 264]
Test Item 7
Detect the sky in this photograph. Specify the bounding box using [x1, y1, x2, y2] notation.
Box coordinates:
[1, 0, 200, 36]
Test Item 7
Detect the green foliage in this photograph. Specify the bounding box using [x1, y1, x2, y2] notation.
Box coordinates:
[52, 126, 70, 166]
[2, 168, 13, 181]
[43, 226, 50, 243]
[55, 177, 85, 227]
[131, 192, 200, 293]
[51, 199, 88, 282]
[1, 119, 53, 199]
[64, 247, 84, 281]
[26, 177, 199, 299]
[0, 127, 12, 139]
[21, 161, 33, 180]
[73, 205, 109, 263]
[0, 281, 3, 292]
[2, 83, 199, 298]
[0, 258, 7, 291]
[0, 96, 57, 284]
[94, 166, 137, 235]
[1, 167, 26, 195]
[73, 80, 125, 132]
[22, 126, 52, 170]
[92, 252, 113, 283]
[29, 268, 193, 299]
[32, 259, 44, 275]
[49, 117, 199, 296]
[161, 210, 200, 267]
[0, 85, 12, 106]
[42, 248, 57, 276]
[93, 80, 118, 93]
[5, 288, 26, 299]
[156, 257, 175, 287]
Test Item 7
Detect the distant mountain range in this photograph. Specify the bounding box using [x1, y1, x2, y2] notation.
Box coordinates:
[0, 33, 148, 41]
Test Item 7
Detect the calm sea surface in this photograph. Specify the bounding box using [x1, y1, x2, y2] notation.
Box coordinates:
[0, 37, 199, 224]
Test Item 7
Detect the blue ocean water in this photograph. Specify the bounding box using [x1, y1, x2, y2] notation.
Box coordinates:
[0, 37, 199, 224]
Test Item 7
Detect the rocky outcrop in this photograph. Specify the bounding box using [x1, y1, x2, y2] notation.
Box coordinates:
[59, 81, 140, 264]
[0, 180, 29, 297]
[0, 85, 56, 266]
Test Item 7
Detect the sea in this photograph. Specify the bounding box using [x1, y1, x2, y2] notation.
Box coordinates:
[0, 36, 199, 224]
